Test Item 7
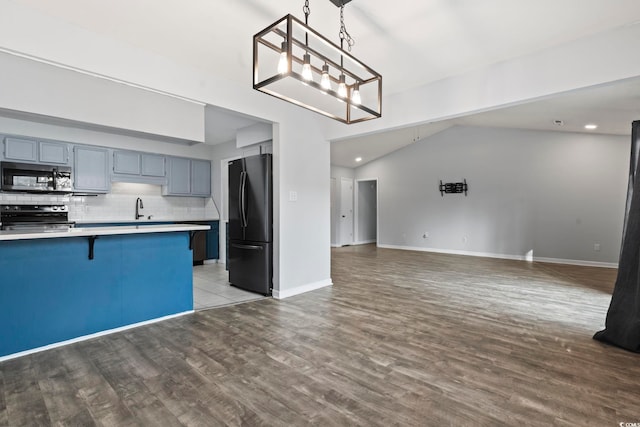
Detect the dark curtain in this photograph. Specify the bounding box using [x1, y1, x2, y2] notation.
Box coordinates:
[593, 120, 640, 352]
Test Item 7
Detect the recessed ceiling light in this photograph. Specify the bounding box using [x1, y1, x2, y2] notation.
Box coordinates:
[355, 157, 362, 162]
[585, 124, 598, 130]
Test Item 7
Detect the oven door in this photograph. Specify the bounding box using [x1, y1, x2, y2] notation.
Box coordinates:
[1, 221, 76, 232]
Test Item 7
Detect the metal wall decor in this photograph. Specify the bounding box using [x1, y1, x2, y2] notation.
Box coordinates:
[439, 179, 468, 196]
[253, 0, 382, 124]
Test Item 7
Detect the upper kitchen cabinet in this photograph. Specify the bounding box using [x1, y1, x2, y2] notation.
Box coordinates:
[3, 137, 37, 162]
[164, 157, 211, 197]
[165, 157, 191, 195]
[2, 137, 70, 165]
[113, 150, 140, 175]
[191, 159, 211, 196]
[141, 153, 165, 177]
[39, 141, 70, 165]
[74, 146, 110, 193]
[112, 150, 166, 184]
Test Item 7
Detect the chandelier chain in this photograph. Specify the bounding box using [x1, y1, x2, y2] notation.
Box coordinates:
[338, 5, 355, 52]
[303, 0, 310, 24]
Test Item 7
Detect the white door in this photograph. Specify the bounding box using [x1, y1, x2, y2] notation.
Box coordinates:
[340, 178, 354, 246]
[330, 178, 338, 246]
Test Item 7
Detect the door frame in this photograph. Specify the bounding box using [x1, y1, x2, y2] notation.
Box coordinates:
[354, 177, 379, 246]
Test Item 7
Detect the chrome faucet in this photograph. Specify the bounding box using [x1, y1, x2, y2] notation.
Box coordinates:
[135, 197, 144, 220]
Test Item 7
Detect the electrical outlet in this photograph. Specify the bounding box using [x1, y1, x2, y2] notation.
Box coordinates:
[423, 232, 429, 239]
[462, 236, 468, 244]
[594, 243, 601, 252]
[289, 191, 298, 202]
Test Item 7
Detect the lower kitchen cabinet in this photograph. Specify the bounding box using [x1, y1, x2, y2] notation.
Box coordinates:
[207, 221, 219, 260]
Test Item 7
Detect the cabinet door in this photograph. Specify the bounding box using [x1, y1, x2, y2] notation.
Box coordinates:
[39, 141, 69, 165]
[141, 154, 165, 177]
[113, 151, 141, 175]
[4, 137, 37, 162]
[74, 146, 110, 192]
[191, 159, 211, 196]
[167, 157, 191, 195]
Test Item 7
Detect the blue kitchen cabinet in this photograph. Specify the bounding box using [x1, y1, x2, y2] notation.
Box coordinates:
[164, 157, 211, 197]
[191, 159, 211, 196]
[74, 145, 110, 193]
[141, 153, 165, 177]
[39, 141, 70, 165]
[3, 137, 37, 162]
[206, 221, 219, 259]
[165, 157, 192, 195]
[113, 150, 141, 175]
[2, 137, 70, 165]
[112, 150, 166, 184]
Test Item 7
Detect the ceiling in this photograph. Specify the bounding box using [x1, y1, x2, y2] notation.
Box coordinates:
[8, 0, 640, 160]
[332, 76, 640, 167]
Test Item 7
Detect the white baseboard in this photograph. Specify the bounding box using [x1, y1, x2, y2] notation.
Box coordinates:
[331, 244, 342, 248]
[376, 244, 617, 268]
[354, 239, 376, 245]
[203, 259, 219, 265]
[273, 278, 333, 299]
[533, 257, 617, 269]
[0, 310, 194, 363]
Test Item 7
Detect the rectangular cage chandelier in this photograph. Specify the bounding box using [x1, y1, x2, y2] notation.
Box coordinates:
[253, 1, 382, 124]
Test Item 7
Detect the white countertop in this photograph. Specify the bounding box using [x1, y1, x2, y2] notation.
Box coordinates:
[0, 223, 210, 241]
[74, 218, 219, 224]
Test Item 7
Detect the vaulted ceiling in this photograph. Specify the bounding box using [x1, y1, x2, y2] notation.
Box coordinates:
[7, 0, 640, 164]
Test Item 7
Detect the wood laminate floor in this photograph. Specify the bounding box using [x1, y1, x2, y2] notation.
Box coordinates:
[1, 244, 639, 426]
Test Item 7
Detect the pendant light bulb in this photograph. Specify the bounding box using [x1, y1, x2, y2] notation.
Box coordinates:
[320, 64, 331, 92]
[277, 41, 288, 75]
[337, 74, 347, 98]
[352, 82, 361, 105]
[301, 53, 313, 82]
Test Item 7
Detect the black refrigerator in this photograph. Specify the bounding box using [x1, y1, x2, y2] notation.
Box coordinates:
[228, 153, 272, 295]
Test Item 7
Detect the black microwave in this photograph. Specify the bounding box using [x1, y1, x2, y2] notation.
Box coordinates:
[0, 161, 73, 193]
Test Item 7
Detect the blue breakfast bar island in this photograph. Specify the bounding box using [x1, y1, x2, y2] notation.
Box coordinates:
[0, 223, 209, 359]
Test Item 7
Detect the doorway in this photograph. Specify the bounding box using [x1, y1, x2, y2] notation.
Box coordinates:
[355, 179, 378, 245]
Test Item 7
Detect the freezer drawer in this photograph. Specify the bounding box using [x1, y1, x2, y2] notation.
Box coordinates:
[228, 241, 272, 295]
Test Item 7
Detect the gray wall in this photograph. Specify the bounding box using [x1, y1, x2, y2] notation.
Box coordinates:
[355, 125, 629, 265]
[357, 180, 377, 243]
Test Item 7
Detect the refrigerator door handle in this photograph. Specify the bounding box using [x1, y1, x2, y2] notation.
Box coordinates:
[240, 171, 248, 228]
[231, 243, 264, 251]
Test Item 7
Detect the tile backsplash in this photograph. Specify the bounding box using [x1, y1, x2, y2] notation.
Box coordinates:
[0, 182, 218, 223]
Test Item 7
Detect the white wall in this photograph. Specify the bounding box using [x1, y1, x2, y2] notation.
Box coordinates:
[274, 114, 332, 298]
[0, 52, 205, 142]
[0, 116, 213, 159]
[355, 125, 629, 266]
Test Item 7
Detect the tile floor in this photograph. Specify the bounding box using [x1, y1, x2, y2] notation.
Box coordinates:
[193, 262, 266, 310]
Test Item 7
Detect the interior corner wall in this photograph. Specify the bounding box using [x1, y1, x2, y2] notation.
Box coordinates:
[355, 125, 629, 265]
[274, 112, 331, 298]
